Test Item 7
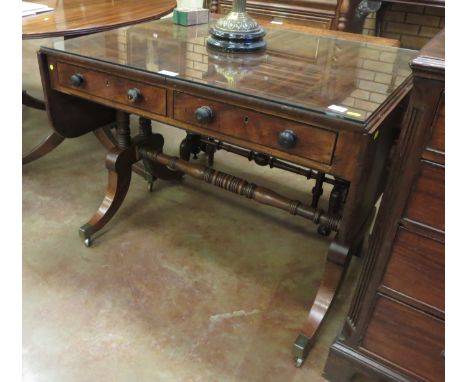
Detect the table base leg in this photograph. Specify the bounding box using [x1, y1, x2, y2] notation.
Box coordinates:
[22, 90, 46, 111]
[79, 147, 137, 247]
[22, 131, 65, 165]
[292, 241, 350, 367]
[94, 121, 183, 188]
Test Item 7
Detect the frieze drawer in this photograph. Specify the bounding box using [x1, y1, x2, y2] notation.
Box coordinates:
[55, 62, 167, 116]
[362, 295, 444, 382]
[173, 92, 337, 165]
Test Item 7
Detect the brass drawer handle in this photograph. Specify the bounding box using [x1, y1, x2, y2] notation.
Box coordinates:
[70, 73, 84, 87]
[127, 88, 142, 103]
[278, 129, 297, 149]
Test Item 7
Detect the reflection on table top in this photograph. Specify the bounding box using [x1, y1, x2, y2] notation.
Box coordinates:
[22, 0, 176, 39]
[42, 18, 417, 122]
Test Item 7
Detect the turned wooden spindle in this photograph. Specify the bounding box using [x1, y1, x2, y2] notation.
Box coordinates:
[311, 172, 325, 208]
[138, 147, 340, 232]
[139, 116, 152, 137]
[116, 111, 131, 149]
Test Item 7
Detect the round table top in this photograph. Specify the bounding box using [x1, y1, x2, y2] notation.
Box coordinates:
[22, 0, 177, 39]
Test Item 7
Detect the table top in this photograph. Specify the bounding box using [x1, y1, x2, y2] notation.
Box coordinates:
[22, 0, 176, 39]
[41, 17, 417, 123]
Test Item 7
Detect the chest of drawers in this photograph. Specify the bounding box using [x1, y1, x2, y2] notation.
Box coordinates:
[324, 29, 445, 382]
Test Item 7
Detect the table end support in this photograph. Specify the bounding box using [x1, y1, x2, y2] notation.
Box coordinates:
[292, 241, 351, 366]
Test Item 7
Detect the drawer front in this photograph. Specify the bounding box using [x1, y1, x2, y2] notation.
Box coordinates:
[382, 228, 444, 312]
[173, 92, 337, 165]
[362, 296, 444, 381]
[405, 161, 444, 232]
[56, 62, 166, 116]
[427, 97, 445, 154]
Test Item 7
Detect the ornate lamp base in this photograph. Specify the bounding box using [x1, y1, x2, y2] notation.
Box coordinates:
[207, 2, 266, 53]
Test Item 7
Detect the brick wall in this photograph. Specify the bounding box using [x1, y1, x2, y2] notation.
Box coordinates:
[361, 3, 445, 49]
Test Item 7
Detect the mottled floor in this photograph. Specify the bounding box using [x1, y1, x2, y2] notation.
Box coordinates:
[23, 38, 361, 382]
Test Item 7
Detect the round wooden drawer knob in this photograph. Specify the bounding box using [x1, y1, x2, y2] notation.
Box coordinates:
[70, 73, 84, 87]
[195, 106, 215, 124]
[278, 129, 297, 148]
[127, 88, 142, 103]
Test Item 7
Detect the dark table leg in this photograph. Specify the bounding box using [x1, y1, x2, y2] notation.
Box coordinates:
[22, 90, 46, 111]
[79, 112, 137, 247]
[292, 241, 351, 367]
[22, 89, 64, 164]
[22, 131, 65, 165]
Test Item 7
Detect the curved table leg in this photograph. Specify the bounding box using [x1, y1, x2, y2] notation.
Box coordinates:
[22, 131, 65, 165]
[22, 90, 46, 110]
[93, 125, 117, 151]
[292, 241, 350, 367]
[23, 125, 114, 166]
[78, 146, 137, 247]
[79, 110, 138, 246]
[94, 120, 182, 188]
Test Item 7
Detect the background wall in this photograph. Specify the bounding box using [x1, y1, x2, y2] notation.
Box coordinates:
[362, 3, 445, 49]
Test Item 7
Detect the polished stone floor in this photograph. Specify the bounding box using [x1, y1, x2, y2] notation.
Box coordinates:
[23, 38, 361, 382]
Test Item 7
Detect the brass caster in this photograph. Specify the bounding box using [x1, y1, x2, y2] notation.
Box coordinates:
[84, 237, 93, 247]
[292, 333, 311, 368]
[295, 357, 304, 368]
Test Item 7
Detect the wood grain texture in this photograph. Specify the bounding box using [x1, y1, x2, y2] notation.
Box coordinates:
[173, 91, 337, 165]
[56, 61, 167, 117]
[382, 227, 444, 313]
[362, 295, 444, 382]
[38, 52, 117, 139]
[324, 30, 445, 382]
[404, 161, 445, 232]
[38, 18, 415, 367]
[41, 16, 414, 123]
[428, 100, 445, 153]
[423, 95, 445, 164]
[22, 131, 64, 165]
[23, 0, 176, 39]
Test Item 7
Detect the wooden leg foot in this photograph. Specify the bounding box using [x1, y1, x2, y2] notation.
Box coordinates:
[22, 131, 65, 165]
[147, 179, 155, 192]
[292, 333, 311, 367]
[78, 147, 137, 245]
[292, 241, 350, 366]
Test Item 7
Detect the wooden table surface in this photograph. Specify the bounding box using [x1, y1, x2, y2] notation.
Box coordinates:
[22, 0, 176, 39]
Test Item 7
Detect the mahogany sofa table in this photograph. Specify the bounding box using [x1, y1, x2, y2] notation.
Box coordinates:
[37, 18, 416, 367]
[22, 0, 176, 164]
